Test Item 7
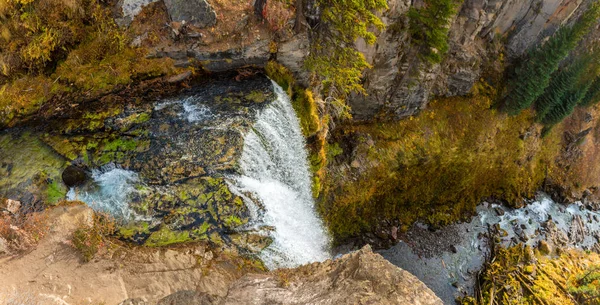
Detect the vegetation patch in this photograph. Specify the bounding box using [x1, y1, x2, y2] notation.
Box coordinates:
[322, 84, 564, 241]
[464, 245, 600, 304]
[0, 211, 48, 255]
[0, 0, 180, 127]
[408, 0, 463, 64]
[503, 2, 600, 115]
[71, 212, 118, 262]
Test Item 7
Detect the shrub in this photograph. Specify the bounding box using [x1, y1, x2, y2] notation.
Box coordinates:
[568, 266, 600, 304]
[71, 212, 117, 262]
[580, 76, 600, 106]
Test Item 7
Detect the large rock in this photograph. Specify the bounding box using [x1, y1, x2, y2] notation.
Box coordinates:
[163, 0, 217, 28]
[62, 165, 88, 187]
[152, 245, 443, 305]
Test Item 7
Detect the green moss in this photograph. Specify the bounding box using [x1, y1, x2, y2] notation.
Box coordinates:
[246, 91, 267, 103]
[144, 226, 192, 247]
[46, 179, 66, 204]
[224, 215, 243, 228]
[118, 222, 150, 240]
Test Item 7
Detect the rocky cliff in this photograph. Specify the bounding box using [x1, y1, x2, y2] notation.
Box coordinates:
[350, 0, 595, 120]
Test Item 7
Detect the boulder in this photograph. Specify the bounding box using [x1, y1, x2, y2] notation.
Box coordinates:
[62, 165, 88, 187]
[163, 0, 216, 28]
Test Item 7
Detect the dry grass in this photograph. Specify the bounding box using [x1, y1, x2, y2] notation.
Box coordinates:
[71, 212, 119, 262]
[0, 212, 48, 255]
[322, 84, 564, 241]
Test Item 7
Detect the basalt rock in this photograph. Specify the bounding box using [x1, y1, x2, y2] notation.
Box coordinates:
[163, 0, 216, 28]
[62, 165, 89, 187]
[0, 74, 276, 253]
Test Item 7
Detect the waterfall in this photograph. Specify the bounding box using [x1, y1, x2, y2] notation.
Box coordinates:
[232, 81, 331, 269]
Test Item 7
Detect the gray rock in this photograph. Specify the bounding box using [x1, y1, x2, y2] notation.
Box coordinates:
[163, 0, 217, 28]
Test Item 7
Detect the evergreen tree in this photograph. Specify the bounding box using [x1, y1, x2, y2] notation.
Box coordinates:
[408, 0, 462, 64]
[535, 56, 592, 120]
[503, 2, 600, 115]
[541, 83, 591, 125]
[580, 76, 600, 106]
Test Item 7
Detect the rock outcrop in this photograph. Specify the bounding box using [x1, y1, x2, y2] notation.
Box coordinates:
[146, 245, 443, 305]
[349, 0, 591, 120]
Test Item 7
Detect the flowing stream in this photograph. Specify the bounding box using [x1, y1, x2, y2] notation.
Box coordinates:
[231, 81, 331, 269]
[380, 193, 600, 303]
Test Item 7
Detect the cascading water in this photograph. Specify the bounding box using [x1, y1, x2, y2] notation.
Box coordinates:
[67, 164, 139, 220]
[380, 193, 600, 303]
[231, 81, 331, 269]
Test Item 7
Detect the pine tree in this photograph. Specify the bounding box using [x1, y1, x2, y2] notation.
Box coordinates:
[580, 76, 600, 106]
[541, 83, 591, 125]
[503, 2, 600, 115]
[535, 56, 592, 120]
[408, 0, 462, 64]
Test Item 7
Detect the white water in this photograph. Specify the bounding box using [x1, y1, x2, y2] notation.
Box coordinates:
[232, 81, 331, 269]
[67, 165, 139, 220]
[381, 193, 600, 303]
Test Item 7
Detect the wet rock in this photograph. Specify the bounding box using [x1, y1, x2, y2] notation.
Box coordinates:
[494, 207, 505, 216]
[163, 0, 216, 28]
[391, 226, 399, 241]
[569, 215, 587, 244]
[450, 245, 458, 254]
[62, 165, 88, 187]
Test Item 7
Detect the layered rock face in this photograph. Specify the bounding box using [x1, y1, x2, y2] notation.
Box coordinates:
[143, 245, 443, 305]
[350, 0, 590, 120]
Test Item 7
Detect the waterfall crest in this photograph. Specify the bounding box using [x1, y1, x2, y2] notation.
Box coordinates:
[233, 81, 331, 269]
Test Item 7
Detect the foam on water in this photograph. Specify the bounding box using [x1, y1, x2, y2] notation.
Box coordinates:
[67, 165, 139, 220]
[231, 81, 331, 269]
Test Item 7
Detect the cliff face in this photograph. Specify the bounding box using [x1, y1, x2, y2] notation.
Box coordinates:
[350, 0, 591, 120]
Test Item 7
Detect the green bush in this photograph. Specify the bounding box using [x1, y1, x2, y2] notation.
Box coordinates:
[580, 76, 600, 106]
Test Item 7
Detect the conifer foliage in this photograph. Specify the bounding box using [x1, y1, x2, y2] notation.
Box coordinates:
[580, 76, 600, 106]
[408, 0, 462, 64]
[503, 2, 600, 115]
[535, 56, 592, 121]
[305, 0, 387, 118]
